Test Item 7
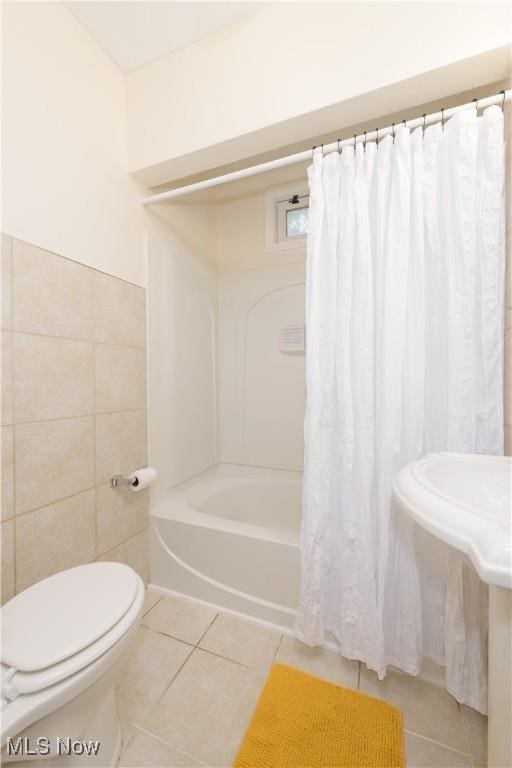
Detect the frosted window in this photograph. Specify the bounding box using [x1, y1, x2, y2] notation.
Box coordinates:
[286, 206, 309, 237]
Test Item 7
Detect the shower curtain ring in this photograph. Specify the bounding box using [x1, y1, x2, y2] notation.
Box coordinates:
[312, 145, 317, 158]
[337, 138, 341, 154]
[363, 131, 367, 150]
[441, 108, 445, 131]
[392, 123, 395, 143]
[353, 134, 357, 150]
[500, 90, 506, 112]
[422, 114, 426, 135]
[472, 97, 479, 113]
[376, 127, 379, 147]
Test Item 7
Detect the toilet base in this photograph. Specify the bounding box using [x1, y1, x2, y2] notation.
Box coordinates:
[2, 677, 122, 767]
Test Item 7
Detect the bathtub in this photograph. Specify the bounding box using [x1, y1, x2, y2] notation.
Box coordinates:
[149, 465, 302, 628]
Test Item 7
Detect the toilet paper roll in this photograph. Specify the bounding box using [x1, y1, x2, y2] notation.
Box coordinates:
[128, 466, 158, 492]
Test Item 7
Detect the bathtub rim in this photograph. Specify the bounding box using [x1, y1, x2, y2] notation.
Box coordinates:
[150, 463, 302, 548]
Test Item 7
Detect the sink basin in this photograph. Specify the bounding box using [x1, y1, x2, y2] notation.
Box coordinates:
[393, 452, 512, 589]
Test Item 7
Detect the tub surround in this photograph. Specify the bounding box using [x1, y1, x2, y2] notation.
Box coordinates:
[1, 236, 149, 603]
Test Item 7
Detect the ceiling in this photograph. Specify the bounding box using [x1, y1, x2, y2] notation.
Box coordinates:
[64, 1, 264, 73]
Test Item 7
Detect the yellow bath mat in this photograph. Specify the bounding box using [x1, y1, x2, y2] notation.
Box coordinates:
[233, 663, 404, 768]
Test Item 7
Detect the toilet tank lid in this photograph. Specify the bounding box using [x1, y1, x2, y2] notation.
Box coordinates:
[1, 563, 140, 672]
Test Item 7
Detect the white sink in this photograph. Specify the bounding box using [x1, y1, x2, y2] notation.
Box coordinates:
[394, 452, 511, 589]
[393, 452, 512, 768]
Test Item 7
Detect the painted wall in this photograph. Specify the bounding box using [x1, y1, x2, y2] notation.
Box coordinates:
[2, 2, 147, 286]
[1, 237, 149, 603]
[127, 1, 511, 185]
[147, 212, 218, 492]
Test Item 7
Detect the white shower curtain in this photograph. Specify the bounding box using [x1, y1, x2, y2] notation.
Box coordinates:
[295, 106, 505, 713]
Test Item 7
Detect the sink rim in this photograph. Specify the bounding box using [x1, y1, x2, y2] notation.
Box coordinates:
[411, 452, 511, 532]
[393, 452, 512, 590]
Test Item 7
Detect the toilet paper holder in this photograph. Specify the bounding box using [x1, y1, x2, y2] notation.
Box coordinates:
[110, 466, 158, 492]
[110, 466, 145, 489]
[110, 474, 136, 488]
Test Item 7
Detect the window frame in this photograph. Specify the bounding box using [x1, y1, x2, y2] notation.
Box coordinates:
[264, 182, 309, 253]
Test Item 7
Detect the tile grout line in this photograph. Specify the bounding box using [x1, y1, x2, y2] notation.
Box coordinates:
[141, 593, 163, 618]
[458, 706, 483, 764]
[97, 527, 148, 563]
[403, 729, 472, 758]
[9, 327, 146, 351]
[194, 645, 251, 669]
[128, 723, 210, 767]
[143, 626, 195, 649]
[195, 612, 220, 647]
[13, 407, 147, 429]
[12, 480, 149, 526]
[140, 642, 196, 727]
[272, 633, 284, 662]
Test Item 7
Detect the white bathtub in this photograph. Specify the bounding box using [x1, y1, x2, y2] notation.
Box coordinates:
[149, 465, 302, 628]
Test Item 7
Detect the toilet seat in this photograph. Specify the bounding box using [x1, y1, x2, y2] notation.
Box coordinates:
[1, 563, 145, 748]
[2, 563, 143, 702]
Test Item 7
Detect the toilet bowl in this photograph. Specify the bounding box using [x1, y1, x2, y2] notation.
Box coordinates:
[1, 562, 145, 767]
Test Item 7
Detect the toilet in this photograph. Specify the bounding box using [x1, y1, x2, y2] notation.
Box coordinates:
[1, 562, 145, 767]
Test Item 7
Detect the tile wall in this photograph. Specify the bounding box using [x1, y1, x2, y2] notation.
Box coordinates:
[1, 236, 148, 603]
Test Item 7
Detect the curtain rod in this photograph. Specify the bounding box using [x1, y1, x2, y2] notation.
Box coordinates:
[140, 89, 511, 206]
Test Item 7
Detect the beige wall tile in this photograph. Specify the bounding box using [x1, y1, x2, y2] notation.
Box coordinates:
[504, 326, 511, 426]
[505, 424, 512, 456]
[95, 344, 146, 413]
[96, 483, 148, 556]
[2, 234, 12, 330]
[94, 272, 146, 348]
[97, 529, 148, 584]
[1, 426, 14, 520]
[14, 334, 94, 423]
[15, 416, 94, 514]
[96, 410, 147, 485]
[1, 519, 15, 603]
[5, 237, 148, 594]
[15, 490, 95, 592]
[2, 331, 13, 425]
[12, 240, 94, 340]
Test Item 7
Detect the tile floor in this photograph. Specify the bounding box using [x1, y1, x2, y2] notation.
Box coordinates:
[116, 589, 487, 768]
